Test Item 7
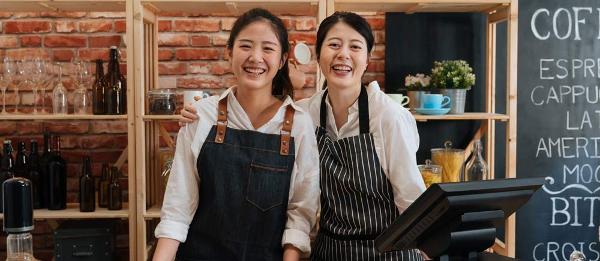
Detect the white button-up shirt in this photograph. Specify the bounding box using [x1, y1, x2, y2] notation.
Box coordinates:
[155, 87, 320, 254]
[297, 81, 426, 212]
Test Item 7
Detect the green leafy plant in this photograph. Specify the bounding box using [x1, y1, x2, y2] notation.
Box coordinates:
[431, 60, 476, 89]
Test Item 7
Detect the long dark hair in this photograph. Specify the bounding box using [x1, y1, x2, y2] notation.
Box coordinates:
[315, 12, 375, 89]
[227, 8, 293, 99]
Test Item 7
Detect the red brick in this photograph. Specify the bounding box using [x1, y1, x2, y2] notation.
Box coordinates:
[12, 13, 38, 19]
[221, 18, 236, 31]
[115, 20, 126, 33]
[44, 35, 87, 47]
[79, 49, 110, 61]
[188, 62, 209, 74]
[210, 61, 230, 75]
[158, 49, 174, 61]
[366, 60, 385, 73]
[59, 136, 79, 149]
[295, 17, 316, 31]
[91, 121, 128, 134]
[79, 20, 113, 33]
[212, 33, 228, 46]
[175, 48, 221, 60]
[293, 86, 316, 100]
[0, 36, 18, 48]
[53, 49, 75, 62]
[372, 44, 385, 60]
[80, 135, 128, 149]
[0, 122, 16, 135]
[190, 35, 210, 47]
[173, 19, 220, 32]
[0, 12, 12, 19]
[177, 75, 223, 88]
[21, 35, 42, 47]
[4, 21, 51, 34]
[366, 17, 385, 30]
[362, 73, 385, 87]
[281, 18, 295, 30]
[304, 74, 316, 88]
[46, 122, 90, 134]
[89, 35, 122, 47]
[62, 150, 121, 163]
[158, 34, 188, 47]
[289, 32, 316, 45]
[6, 48, 50, 59]
[159, 62, 187, 75]
[374, 31, 385, 44]
[158, 20, 172, 32]
[87, 12, 126, 18]
[160, 121, 180, 132]
[15, 122, 43, 135]
[55, 21, 78, 33]
[40, 11, 87, 18]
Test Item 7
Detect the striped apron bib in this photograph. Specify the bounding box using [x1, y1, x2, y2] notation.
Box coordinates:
[311, 87, 422, 261]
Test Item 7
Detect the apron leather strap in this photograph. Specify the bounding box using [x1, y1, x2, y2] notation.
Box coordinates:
[280, 105, 295, 155]
[215, 97, 228, 143]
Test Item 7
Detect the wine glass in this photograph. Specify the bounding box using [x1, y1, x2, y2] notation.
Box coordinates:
[3, 57, 16, 114]
[52, 63, 68, 114]
[0, 73, 7, 114]
[31, 58, 47, 114]
[72, 60, 91, 114]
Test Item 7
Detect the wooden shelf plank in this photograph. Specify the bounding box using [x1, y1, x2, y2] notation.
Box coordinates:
[142, 115, 180, 121]
[145, 205, 161, 219]
[0, 0, 126, 12]
[142, 0, 320, 15]
[333, 0, 510, 13]
[0, 114, 127, 121]
[412, 112, 509, 121]
[0, 204, 129, 220]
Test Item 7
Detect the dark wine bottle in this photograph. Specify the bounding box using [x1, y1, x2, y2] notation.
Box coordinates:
[79, 156, 95, 212]
[47, 136, 67, 210]
[28, 140, 43, 209]
[13, 141, 28, 179]
[0, 140, 15, 213]
[105, 46, 126, 115]
[108, 167, 122, 210]
[99, 163, 109, 208]
[39, 131, 52, 209]
[92, 59, 106, 115]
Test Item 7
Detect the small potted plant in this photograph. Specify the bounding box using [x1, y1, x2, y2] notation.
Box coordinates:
[405, 73, 431, 111]
[430, 60, 476, 114]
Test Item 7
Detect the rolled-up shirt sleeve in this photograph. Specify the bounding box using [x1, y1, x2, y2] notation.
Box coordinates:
[154, 121, 200, 243]
[281, 112, 320, 254]
[384, 108, 426, 212]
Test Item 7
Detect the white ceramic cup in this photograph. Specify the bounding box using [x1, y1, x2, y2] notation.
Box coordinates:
[388, 94, 410, 107]
[290, 42, 311, 65]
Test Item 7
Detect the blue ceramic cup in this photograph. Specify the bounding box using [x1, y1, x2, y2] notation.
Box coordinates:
[421, 94, 451, 109]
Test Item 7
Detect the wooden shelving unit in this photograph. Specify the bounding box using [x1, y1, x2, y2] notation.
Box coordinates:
[0, 1, 136, 260]
[326, 0, 518, 257]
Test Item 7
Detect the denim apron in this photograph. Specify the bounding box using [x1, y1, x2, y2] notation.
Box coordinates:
[311, 87, 422, 261]
[176, 97, 297, 261]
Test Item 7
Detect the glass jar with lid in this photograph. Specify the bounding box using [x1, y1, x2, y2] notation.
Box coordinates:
[147, 89, 177, 115]
[418, 159, 442, 188]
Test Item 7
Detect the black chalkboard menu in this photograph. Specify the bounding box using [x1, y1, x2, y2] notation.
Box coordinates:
[516, 0, 600, 260]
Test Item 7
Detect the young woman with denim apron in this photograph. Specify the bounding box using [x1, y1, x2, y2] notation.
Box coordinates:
[179, 11, 426, 261]
[153, 8, 319, 261]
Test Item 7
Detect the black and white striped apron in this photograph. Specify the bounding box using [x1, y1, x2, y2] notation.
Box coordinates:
[311, 87, 422, 261]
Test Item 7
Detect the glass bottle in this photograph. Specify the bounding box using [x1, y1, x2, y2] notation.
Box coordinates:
[0, 140, 15, 213]
[99, 163, 110, 208]
[92, 59, 106, 115]
[38, 131, 52, 209]
[463, 139, 489, 181]
[47, 136, 67, 210]
[79, 156, 95, 212]
[108, 167, 122, 210]
[52, 63, 68, 114]
[28, 140, 43, 209]
[105, 47, 126, 115]
[13, 141, 28, 179]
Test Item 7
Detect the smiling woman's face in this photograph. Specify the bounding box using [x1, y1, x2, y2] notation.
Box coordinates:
[229, 20, 286, 92]
[318, 22, 369, 90]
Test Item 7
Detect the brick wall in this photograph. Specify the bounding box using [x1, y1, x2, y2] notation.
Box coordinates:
[0, 10, 386, 260]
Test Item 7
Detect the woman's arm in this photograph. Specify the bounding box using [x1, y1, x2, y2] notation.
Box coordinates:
[153, 238, 180, 261]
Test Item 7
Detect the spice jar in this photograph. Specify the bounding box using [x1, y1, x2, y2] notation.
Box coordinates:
[418, 159, 442, 188]
[148, 89, 177, 115]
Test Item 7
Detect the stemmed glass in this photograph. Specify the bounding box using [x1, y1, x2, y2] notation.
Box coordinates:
[31, 58, 47, 114]
[0, 73, 7, 114]
[72, 59, 91, 114]
[52, 63, 68, 114]
[3, 57, 16, 114]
